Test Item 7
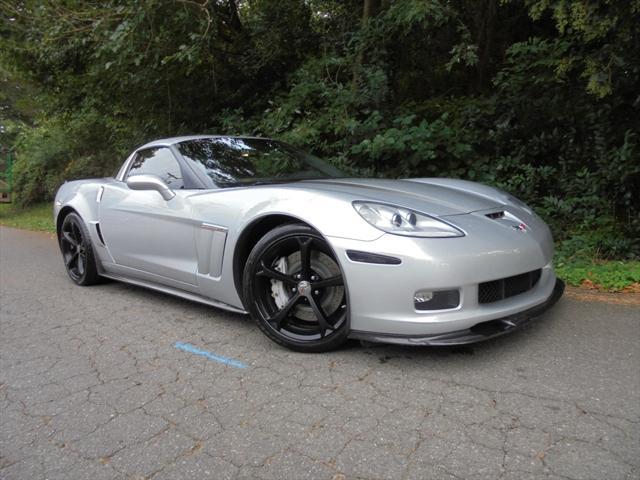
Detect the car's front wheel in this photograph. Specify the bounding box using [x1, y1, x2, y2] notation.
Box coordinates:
[243, 224, 349, 352]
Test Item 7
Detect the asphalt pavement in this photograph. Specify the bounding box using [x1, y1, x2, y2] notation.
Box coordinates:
[1, 226, 638, 480]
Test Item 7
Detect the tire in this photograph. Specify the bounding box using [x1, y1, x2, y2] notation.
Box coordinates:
[58, 212, 101, 286]
[243, 224, 349, 352]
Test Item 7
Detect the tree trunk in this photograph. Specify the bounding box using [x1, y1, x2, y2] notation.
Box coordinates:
[227, 0, 242, 32]
[475, 0, 497, 91]
[352, 0, 381, 92]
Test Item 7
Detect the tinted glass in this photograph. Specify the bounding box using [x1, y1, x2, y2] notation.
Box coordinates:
[177, 137, 343, 187]
[127, 147, 184, 189]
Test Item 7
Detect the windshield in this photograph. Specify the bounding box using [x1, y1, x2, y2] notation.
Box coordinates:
[177, 137, 344, 188]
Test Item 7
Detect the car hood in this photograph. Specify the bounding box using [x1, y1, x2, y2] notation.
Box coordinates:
[292, 178, 503, 217]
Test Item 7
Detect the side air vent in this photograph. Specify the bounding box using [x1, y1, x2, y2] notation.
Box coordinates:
[95, 223, 106, 246]
[485, 211, 505, 220]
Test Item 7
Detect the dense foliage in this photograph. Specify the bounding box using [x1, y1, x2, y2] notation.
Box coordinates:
[1, 0, 639, 259]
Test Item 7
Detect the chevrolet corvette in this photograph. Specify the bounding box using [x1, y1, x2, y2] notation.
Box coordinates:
[54, 135, 564, 352]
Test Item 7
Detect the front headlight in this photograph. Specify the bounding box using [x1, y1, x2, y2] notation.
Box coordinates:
[353, 201, 464, 238]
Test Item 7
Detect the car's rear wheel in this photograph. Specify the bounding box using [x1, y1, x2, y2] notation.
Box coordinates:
[58, 212, 101, 286]
[243, 224, 349, 352]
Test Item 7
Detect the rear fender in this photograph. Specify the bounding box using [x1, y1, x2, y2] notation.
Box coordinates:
[54, 179, 113, 264]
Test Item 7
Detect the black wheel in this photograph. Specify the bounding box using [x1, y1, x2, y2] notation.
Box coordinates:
[58, 212, 101, 286]
[243, 224, 349, 352]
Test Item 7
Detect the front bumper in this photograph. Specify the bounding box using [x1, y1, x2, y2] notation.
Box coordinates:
[327, 208, 559, 339]
[350, 278, 564, 346]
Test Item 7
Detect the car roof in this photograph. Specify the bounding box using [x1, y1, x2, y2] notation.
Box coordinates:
[137, 135, 270, 150]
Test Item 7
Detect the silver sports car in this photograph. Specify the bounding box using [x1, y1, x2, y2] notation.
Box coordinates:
[54, 135, 564, 352]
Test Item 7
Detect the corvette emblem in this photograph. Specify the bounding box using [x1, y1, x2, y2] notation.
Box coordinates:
[512, 223, 528, 232]
[297, 280, 312, 296]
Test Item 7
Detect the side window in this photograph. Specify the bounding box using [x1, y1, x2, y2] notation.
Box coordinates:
[126, 148, 184, 189]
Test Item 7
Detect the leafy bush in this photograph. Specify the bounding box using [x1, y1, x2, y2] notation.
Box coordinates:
[12, 109, 144, 206]
[555, 260, 640, 291]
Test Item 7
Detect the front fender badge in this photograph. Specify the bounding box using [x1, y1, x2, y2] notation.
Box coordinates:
[512, 222, 528, 232]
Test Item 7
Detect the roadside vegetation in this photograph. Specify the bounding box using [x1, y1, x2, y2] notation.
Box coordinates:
[0, 202, 54, 233]
[555, 259, 640, 292]
[1, 1, 638, 290]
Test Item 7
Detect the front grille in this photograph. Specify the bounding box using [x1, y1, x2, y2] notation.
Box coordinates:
[478, 269, 542, 304]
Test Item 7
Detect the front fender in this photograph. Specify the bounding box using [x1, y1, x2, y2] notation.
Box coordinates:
[191, 187, 384, 243]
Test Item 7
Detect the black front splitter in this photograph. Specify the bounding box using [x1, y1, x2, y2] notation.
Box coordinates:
[349, 279, 565, 347]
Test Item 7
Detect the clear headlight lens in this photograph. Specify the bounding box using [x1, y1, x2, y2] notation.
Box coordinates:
[353, 201, 464, 238]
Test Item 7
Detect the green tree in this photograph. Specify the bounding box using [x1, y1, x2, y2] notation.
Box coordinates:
[0, 0, 638, 256]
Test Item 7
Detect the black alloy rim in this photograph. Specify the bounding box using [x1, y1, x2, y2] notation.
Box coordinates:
[60, 219, 87, 281]
[253, 234, 347, 341]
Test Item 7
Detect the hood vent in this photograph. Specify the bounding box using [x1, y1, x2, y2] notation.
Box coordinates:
[485, 211, 505, 220]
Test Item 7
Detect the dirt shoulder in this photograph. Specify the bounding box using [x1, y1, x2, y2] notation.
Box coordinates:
[564, 285, 640, 306]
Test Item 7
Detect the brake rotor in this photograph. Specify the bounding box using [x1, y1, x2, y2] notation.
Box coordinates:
[270, 251, 344, 321]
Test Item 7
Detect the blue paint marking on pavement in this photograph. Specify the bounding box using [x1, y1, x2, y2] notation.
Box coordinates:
[174, 342, 247, 369]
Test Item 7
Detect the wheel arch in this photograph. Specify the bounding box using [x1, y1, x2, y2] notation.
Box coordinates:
[56, 206, 78, 236]
[232, 214, 309, 304]
[236, 219, 351, 351]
